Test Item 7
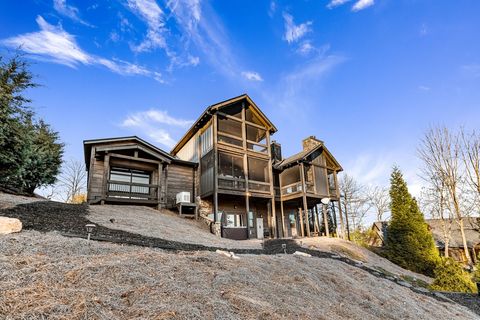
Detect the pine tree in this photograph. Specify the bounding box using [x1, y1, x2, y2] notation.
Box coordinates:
[430, 258, 476, 293]
[0, 55, 64, 194]
[385, 167, 440, 276]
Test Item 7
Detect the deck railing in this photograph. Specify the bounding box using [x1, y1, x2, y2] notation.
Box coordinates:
[107, 180, 158, 200]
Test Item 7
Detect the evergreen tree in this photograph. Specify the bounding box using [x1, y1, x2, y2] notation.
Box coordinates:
[385, 167, 440, 276]
[430, 258, 476, 293]
[0, 55, 63, 194]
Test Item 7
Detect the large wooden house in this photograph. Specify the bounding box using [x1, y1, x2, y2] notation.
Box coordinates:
[84, 94, 343, 240]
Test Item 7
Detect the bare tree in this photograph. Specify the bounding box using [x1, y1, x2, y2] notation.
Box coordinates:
[419, 178, 453, 257]
[366, 186, 390, 221]
[57, 159, 87, 203]
[418, 126, 472, 265]
[340, 174, 371, 236]
[461, 128, 480, 208]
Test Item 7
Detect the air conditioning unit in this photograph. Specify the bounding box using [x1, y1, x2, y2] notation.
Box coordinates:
[176, 192, 191, 204]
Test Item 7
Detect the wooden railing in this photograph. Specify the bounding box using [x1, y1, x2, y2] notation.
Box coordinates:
[107, 180, 158, 200]
[218, 176, 246, 190]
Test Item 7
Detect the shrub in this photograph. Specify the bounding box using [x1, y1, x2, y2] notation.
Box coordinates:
[430, 258, 476, 293]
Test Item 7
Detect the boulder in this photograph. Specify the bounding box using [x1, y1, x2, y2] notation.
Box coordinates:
[0, 217, 22, 235]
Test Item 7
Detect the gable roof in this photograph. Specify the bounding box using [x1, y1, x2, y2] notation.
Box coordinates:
[83, 136, 195, 169]
[275, 143, 343, 171]
[171, 94, 277, 155]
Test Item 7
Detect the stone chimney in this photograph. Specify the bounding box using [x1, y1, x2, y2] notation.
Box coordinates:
[271, 140, 282, 162]
[302, 136, 323, 151]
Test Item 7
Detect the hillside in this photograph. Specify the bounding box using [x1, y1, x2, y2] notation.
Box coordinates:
[1, 230, 476, 320]
[0, 192, 478, 319]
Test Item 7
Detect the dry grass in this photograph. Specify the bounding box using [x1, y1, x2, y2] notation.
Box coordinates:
[88, 205, 262, 250]
[298, 237, 433, 284]
[0, 231, 477, 320]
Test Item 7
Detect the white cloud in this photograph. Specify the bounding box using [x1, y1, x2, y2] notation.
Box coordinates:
[420, 23, 428, 36]
[327, 0, 351, 9]
[121, 109, 193, 148]
[0, 16, 164, 82]
[282, 12, 312, 44]
[127, 0, 167, 53]
[241, 71, 263, 82]
[53, 0, 92, 26]
[297, 41, 314, 55]
[352, 0, 374, 12]
[418, 85, 430, 91]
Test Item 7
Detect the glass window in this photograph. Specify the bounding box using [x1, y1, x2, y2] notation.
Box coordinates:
[218, 152, 244, 179]
[109, 167, 151, 195]
[248, 157, 269, 183]
[218, 116, 242, 137]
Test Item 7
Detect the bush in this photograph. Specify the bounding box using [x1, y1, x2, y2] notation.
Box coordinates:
[430, 258, 476, 293]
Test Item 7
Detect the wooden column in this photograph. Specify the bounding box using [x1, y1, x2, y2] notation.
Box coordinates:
[333, 171, 345, 239]
[212, 114, 219, 224]
[323, 204, 330, 237]
[280, 199, 286, 237]
[300, 163, 311, 237]
[101, 153, 110, 205]
[314, 205, 321, 235]
[266, 130, 277, 238]
[157, 163, 162, 210]
[298, 207, 305, 237]
[87, 147, 96, 202]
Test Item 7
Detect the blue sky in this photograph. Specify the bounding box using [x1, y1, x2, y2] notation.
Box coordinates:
[1, 0, 480, 195]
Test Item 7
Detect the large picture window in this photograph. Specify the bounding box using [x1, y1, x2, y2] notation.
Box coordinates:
[109, 167, 151, 194]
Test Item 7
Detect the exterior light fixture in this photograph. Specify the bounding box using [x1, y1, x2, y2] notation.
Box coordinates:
[321, 197, 331, 205]
[85, 224, 96, 241]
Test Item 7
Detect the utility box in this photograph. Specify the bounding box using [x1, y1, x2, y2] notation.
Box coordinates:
[176, 192, 191, 204]
[256, 218, 264, 240]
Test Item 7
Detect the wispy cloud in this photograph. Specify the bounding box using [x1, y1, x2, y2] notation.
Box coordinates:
[327, 0, 351, 9]
[268, 1, 277, 17]
[53, 0, 93, 26]
[241, 71, 263, 82]
[0, 16, 164, 82]
[352, 0, 374, 12]
[121, 109, 193, 147]
[418, 85, 430, 91]
[282, 12, 312, 44]
[167, 0, 253, 79]
[126, 0, 167, 53]
[327, 0, 374, 11]
[419, 23, 428, 36]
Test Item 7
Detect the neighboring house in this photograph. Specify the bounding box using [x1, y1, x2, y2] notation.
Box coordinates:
[369, 218, 480, 264]
[84, 94, 343, 240]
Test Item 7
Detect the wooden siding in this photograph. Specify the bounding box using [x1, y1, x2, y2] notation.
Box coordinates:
[166, 163, 195, 208]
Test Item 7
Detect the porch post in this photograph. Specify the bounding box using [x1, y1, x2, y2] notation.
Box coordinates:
[323, 203, 330, 237]
[298, 207, 305, 237]
[101, 153, 110, 205]
[280, 200, 286, 238]
[300, 163, 311, 237]
[314, 204, 321, 235]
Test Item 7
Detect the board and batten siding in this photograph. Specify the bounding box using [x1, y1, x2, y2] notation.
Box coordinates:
[176, 124, 213, 163]
[166, 163, 195, 208]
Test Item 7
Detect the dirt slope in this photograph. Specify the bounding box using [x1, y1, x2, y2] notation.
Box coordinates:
[1, 231, 477, 320]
